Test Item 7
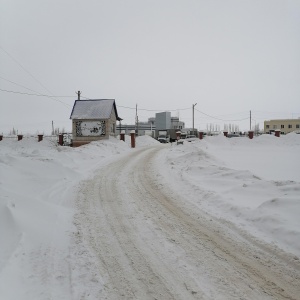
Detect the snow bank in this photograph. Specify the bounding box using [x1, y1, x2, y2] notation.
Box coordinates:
[156, 133, 300, 256]
[0, 136, 134, 299]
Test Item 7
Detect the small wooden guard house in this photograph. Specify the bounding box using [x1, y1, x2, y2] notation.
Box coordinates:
[70, 99, 122, 147]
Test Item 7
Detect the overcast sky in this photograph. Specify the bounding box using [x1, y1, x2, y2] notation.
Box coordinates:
[1, 0, 299, 134]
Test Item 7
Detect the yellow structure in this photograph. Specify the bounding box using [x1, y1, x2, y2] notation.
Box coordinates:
[264, 119, 300, 134]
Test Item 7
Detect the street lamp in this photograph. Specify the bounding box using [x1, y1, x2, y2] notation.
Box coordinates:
[193, 103, 197, 135]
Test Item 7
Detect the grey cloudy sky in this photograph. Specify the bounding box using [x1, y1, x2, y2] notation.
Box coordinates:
[1, 0, 299, 134]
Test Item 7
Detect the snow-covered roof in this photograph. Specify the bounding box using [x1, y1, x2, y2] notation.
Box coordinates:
[70, 99, 122, 120]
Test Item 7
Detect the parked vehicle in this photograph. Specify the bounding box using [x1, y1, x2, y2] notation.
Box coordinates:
[156, 129, 181, 143]
[177, 134, 198, 144]
[156, 129, 198, 143]
[180, 132, 187, 139]
[227, 133, 240, 138]
[185, 135, 198, 142]
[157, 130, 170, 143]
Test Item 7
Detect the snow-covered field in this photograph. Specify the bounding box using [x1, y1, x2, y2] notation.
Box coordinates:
[0, 133, 299, 299]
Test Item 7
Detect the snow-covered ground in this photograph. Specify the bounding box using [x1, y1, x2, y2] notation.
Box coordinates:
[0, 133, 299, 299]
[158, 134, 300, 256]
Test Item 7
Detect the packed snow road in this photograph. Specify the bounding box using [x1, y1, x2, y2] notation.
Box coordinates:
[74, 145, 300, 299]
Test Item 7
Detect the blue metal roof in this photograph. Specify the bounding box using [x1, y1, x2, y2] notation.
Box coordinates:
[70, 99, 121, 120]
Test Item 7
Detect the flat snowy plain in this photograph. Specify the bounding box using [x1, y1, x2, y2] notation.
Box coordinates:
[0, 133, 299, 299]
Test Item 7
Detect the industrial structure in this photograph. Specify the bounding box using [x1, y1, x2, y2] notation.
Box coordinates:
[116, 112, 185, 138]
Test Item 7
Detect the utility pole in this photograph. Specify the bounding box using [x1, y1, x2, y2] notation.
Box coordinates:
[193, 103, 197, 135]
[135, 104, 138, 135]
[76, 91, 81, 100]
[52, 120, 54, 135]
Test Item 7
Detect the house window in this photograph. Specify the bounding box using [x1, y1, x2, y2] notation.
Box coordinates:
[281, 125, 284, 129]
[288, 124, 292, 128]
[273, 125, 277, 129]
[296, 124, 300, 129]
[266, 125, 269, 129]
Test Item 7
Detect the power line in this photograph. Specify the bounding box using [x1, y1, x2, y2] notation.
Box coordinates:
[0, 45, 55, 96]
[0, 75, 75, 99]
[0, 75, 39, 93]
[253, 110, 300, 114]
[0, 88, 72, 107]
[195, 108, 249, 122]
[82, 96, 191, 112]
[211, 111, 250, 118]
[0, 45, 70, 107]
[117, 105, 191, 112]
[81, 100, 191, 112]
[0, 88, 74, 98]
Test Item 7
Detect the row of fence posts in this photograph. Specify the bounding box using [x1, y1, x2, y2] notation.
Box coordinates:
[223, 130, 281, 138]
[0, 134, 66, 144]
[0, 134, 44, 142]
[119, 130, 206, 148]
[120, 130, 136, 148]
[0, 129, 282, 145]
[119, 129, 282, 147]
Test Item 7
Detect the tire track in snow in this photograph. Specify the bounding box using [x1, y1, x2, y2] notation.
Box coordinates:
[75, 145, 300, 299]
[76, 148, 188, 299]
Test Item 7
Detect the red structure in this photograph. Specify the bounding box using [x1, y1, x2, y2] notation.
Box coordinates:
[38, 134, 43, 142]
[199, 131, 204, 140]
[120, 131, 125, 142]
[130, 131, 135, 148]
[17, 135, 23, 141]
[223, 131, 228, 137]
[58, 134, 63, 146]
[275, 129, 281, 137]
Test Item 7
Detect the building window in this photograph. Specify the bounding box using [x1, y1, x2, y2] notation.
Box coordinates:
[266, 125, 269, 129]
[296, 124, 300, 129]
[281, 125, 284, 129]
[288, 124, 292, 128]
[273, 125, 277, 129]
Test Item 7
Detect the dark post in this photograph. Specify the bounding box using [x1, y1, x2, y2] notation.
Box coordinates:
[58, 134, 63, 146]
[248, 131, 254, 139]
[0, 135, 3, 141]
[130, 130, 135, 148]
[120, 130, 125, 142]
